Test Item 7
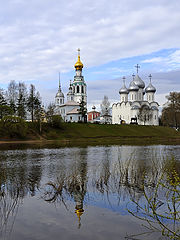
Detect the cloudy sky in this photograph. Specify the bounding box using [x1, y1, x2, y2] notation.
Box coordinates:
[0, 0, 180, 111]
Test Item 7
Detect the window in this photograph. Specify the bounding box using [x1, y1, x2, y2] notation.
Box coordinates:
[60, 99, 62, 104]
[132, 94, 133, 100]
[149, 95, 151, 101]
[135, 94, 136, 100]
[139, 93, 141, 99]
[82, 86, 84, 93]
[155, 115, 156, 120]
[57, 99, 59, 104]
[70, 117, 72, 121]
[79, 116, 81, 120]
[77, 85, 79, 93]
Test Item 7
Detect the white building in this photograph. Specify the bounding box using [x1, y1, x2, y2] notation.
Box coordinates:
[55, 49, 87, 122]
[112, 66, 159, 125]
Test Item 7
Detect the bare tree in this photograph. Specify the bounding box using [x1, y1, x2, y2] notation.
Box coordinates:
[161, 92, 180, 128]
[138, 105, 153, 125]
[100, 95, 110, 116]
[7, 80, 18, 115]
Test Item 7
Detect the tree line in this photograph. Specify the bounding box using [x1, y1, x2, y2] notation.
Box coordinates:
[0, 80, 42, 122]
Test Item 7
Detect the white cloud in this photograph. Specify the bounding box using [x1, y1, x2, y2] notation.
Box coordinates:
[0, 0, 179, 85]
[142, 57, 164, 63]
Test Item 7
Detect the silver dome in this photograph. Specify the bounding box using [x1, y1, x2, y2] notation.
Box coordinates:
[56, 90, 64, 98]
[145, 83, 156, 93]
[133, 75, 145, 88]
[128, 81, 139, 91]
[119, 83, 129, 94]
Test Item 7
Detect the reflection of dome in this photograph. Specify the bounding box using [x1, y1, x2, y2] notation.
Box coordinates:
[128, 81, 139, 91]
[74, 48, 83, 70]
[145, 83, 156, 93]
[75, 208, 84, 229]
[133, 75, 145, 88]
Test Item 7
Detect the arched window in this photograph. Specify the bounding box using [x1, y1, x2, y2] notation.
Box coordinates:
[82, 86, 84, 93]
[77, 85, 79, 93]
[57, 99, 59, 104]
[60, 99, 62, 104]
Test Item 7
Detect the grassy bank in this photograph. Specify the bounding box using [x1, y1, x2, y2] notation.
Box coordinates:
[0, 121, 179, 145]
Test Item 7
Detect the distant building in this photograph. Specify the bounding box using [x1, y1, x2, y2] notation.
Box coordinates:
[88, 106, 100, 123]
[112, 65, 159, 125]
[55, 49, 87, 122]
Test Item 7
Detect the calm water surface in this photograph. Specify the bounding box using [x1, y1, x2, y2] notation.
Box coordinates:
[0, 144, 180, 240]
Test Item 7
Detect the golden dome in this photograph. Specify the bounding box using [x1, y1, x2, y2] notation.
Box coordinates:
[74, 48, 83, 70]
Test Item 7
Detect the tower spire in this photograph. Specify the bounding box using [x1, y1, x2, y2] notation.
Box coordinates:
[59, 72, 61, 91]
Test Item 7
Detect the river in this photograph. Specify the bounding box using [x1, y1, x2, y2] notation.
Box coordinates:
[0, 144, 180, 240]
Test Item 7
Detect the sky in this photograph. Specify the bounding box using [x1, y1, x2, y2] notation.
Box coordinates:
[0, 0, 180, 111]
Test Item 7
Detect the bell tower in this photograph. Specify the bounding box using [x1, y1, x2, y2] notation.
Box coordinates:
[72, 49, 87, 104]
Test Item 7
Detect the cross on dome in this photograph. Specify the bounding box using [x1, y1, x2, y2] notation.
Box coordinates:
[149, 74, 152, 83]
[122, 76, 126, 84]
[135, 64, 140, 74]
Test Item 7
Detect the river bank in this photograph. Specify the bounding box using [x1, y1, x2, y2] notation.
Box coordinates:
[0, 123, 179, 147]
[0, 123, 180, 148]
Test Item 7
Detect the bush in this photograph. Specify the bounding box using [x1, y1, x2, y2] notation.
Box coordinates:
[0, 116, 28, 138]
[50, 115, 63, 129]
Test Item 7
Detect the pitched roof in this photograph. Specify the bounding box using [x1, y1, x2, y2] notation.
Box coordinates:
[65, 101, 79, 106]
[66, 107, 80, 115]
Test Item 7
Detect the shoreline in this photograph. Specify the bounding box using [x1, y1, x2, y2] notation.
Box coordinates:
[0, 136, 179, 146]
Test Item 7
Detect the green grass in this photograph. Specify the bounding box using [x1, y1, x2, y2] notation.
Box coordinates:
[0, 121, 179, 145]
[43, 123, 180, 145]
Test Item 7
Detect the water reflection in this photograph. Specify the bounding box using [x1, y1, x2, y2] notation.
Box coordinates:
[0, 145, 179, 239]
[43, 148, 88, 228]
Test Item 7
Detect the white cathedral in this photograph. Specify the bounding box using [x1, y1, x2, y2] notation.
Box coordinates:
[112, 65, 159, 125]
[55, 49, 87, 122]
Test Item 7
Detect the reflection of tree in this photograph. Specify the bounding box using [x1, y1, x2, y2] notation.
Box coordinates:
[93, 152, 162, 204]
[0, 153, 42, 237]
[0, 170, 21, 238]
[127, 157, 180, 240]
[91, 151, 180, 239]
[43, 148, 88, 228]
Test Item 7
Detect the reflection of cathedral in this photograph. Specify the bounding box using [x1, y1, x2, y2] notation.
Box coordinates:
[112, 65, 159, 125]
[55, 49, 87, 122]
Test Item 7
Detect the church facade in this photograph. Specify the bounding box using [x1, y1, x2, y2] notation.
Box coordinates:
[55, 49, 87, 122]
[112, 65, 159, 125]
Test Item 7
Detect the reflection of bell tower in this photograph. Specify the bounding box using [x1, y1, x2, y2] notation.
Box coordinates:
[72, 48, 87, 104]
[70, 148, 88, 228]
